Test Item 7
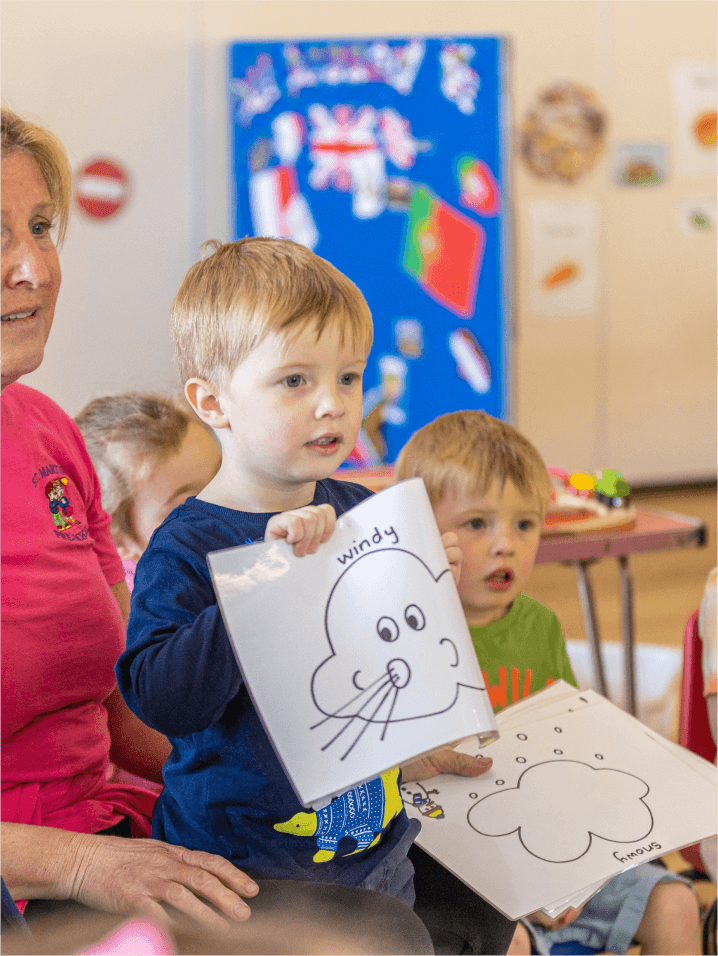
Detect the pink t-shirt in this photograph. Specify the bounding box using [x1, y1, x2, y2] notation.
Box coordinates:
[1, 383, 155, 838]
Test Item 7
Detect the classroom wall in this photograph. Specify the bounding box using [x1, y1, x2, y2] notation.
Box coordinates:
[3, 0, 716, 484]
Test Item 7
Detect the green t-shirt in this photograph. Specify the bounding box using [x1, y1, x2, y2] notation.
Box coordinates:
[469, 593, 577, 713]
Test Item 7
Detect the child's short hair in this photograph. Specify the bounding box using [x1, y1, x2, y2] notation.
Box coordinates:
[75, 392, 212, 542]
[394, 410, 552, 516]
[171, 237, 374, 389]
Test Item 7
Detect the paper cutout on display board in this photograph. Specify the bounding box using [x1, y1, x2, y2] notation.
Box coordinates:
[284, 39, 427, 97]
[402, 186, 486, 317]
[230, 36, 510, 459]
[457, 156, 501, 216]
[448, 328, 491, 394]
[403, 684, 717, 920]
[440, 43, 481, 114]
[208, 479, 498, 809]
[230, 53, 280, 126]
[306, 104, 431, 220]
[249, 165, 319, 249]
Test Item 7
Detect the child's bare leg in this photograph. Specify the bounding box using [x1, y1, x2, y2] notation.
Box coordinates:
[507, 922, 532, 955]
[633, 881, 701, 954]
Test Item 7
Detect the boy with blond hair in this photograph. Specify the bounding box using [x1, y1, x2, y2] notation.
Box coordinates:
[395, 410, 702, 956]
[116, 238, 462, 912]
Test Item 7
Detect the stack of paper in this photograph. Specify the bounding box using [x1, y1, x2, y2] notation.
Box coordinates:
[403, 681, 717, 921]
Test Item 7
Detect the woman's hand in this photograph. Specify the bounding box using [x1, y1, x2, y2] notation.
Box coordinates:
[265, 504, 336, 556]
[2, 824, 258, 930]
[68, 833, 259, 928]
[401, 746, 492, 783]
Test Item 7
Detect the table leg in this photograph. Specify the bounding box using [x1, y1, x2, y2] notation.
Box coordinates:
[573, 560, 609, 698]
[618, 554, 637, 716]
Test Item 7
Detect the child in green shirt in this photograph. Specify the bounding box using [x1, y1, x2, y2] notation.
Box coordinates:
[395, 410, 701, 956]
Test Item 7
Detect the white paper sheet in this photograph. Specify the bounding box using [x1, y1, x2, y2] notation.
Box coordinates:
[405, 688, 717, 920]
[208, 478, 498, 808]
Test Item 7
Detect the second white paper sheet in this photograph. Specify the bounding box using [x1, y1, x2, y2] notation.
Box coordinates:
[405, 690, 717, 920]
[208, 478, 498, 808]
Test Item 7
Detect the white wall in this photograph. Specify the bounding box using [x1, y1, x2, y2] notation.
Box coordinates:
[3, 0, 716, 484]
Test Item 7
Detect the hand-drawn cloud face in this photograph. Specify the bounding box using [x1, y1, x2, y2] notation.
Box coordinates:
[311, 548, 476, 758]
[468, 760, 653, 862]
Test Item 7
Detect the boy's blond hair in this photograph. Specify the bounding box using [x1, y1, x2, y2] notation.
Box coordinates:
[75, 392, 216, 544]
[394, 410, 552, 516]
[171, 237, 374, 389]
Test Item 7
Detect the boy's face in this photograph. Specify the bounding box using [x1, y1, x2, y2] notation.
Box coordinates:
[433, 479, 543, 627]
[219, 320, 367, 495]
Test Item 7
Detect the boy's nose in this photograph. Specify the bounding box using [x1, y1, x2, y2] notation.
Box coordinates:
[315, 384, 345, 417]
[490, 525, 515, 555]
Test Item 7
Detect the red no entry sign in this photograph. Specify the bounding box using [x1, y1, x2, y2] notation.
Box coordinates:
[75, 158, 131, 220]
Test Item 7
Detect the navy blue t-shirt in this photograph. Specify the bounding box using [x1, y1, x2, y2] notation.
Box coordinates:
[116, 479, 414, 885]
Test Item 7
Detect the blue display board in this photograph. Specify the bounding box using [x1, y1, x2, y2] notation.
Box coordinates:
[229, 37, 511, 465]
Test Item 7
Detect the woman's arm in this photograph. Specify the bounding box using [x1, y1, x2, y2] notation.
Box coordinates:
[105, 687, 171, 785]
[1, 822, 258, 928]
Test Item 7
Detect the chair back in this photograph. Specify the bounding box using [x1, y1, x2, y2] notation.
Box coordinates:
[678, 610, 716, 763]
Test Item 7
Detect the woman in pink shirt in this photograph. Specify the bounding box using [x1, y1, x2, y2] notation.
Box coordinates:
[1, 106, 258, 928]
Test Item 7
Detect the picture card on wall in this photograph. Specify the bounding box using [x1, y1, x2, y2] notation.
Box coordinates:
[208, 479, 498, 809]
[528, 201, 599, 317]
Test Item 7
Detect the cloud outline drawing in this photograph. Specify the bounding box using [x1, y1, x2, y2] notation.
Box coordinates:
[467, 759, 654, 863]
[309, 547, 486, 760]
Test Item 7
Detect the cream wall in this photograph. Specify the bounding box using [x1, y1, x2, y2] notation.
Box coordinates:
[3, 0, 715, 483]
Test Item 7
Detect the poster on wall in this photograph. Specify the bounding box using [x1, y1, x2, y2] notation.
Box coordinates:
[528, 201, 599, 317]
[229, 37, 511, 465]
[671, 62, 717, 177]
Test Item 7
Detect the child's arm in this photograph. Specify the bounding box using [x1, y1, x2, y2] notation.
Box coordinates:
[116, 547, 242, 738]
[264, 503, 336, 556]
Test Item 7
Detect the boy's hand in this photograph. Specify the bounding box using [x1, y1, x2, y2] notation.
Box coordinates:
[441, 531, 462, 586]
[265, 504, 336, 556]
[401, 747, 492, 783]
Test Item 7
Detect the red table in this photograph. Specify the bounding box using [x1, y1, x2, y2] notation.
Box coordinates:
[536, 508, 707, 715]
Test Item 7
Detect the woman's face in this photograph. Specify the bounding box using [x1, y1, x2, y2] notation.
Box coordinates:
[1, 152, 62, 390]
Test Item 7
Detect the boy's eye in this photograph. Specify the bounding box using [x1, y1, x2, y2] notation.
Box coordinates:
[518, 518, 537, 531]
[467, 517, 486, 530]
[283, 374, 304, 388]
[340, 371, 361, 386]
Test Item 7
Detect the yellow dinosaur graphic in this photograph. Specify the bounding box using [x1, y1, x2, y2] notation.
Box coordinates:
[274, 766, 403, 863]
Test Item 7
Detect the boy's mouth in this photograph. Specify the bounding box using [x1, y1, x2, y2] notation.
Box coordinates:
[306, 434, 342, 454]
[484, 568, 514, 592]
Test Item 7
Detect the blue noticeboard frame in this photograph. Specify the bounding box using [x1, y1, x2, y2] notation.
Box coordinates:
[229, 36, 512, 465]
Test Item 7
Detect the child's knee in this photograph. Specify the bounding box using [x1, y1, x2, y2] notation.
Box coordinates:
[640, 879, 700, 936]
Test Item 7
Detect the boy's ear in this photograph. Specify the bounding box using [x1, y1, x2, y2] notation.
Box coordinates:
[185, 378, 229, 430]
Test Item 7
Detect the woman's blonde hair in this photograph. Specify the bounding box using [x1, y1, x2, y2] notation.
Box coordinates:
[394, 410, 552, 516]
[75, 392, 213, 542]
[171, 237, 374, 389]
[1, 106, 72, 246]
